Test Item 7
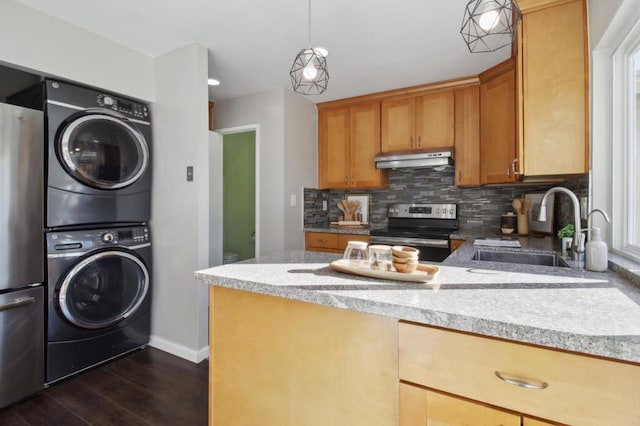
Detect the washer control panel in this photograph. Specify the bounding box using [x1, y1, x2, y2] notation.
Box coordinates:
[47, 226, 150, 254]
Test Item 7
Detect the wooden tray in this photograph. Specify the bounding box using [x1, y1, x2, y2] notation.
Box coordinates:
[329, 259, 439, 283]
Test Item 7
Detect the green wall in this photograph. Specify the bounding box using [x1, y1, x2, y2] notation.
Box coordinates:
[223, 131, 256, 261]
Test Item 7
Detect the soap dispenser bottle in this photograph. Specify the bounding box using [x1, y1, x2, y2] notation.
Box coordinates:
[585, 227, 608, 272]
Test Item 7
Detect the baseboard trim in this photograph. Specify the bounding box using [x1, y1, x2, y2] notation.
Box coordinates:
[148, 335, 209, 363]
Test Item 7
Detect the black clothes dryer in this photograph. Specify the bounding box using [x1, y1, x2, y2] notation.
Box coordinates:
[44, 79, 152, 228]
[46, 225, 151, 383]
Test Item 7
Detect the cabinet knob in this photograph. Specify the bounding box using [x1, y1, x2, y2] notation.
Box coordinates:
[344, 176, 348, 184]
[410, 137, 414, 148]
[417, 136, 421, 147]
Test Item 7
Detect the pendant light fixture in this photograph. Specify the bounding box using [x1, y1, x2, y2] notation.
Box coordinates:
[460, 0, 521, 53]
[290, 0, 329, 95]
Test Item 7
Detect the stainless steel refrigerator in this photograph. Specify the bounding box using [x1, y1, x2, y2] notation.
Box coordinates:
[0, 102, 44, 408]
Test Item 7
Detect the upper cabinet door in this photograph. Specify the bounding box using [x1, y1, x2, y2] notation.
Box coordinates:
[481, 66, 517, 185]
[520, 0, 588, 176]
[415, 91, 454, 149]
[454, 86, 480, 187]
[381, 97, 415, 152]
[318, 107, 350, 189]
[350, 102, 383, 188]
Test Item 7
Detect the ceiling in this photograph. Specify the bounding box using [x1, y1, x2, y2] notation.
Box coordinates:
[15, 0, 510, 103]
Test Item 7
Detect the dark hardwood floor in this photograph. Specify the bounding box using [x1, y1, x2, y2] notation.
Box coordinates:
[0, 348, 208, 425]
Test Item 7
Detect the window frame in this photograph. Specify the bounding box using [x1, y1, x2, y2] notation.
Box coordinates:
[611, 19, 640, 261]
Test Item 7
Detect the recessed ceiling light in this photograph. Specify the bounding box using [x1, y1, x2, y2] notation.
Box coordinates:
[313, 47, 329, 57]
[208, 78, 221, 86]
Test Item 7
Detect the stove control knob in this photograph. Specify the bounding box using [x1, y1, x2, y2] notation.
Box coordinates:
[103, 96, 114, 106]
[102, 232, 115, 243]
[436, 209, 440, 214]
[449, 208, 454, 215]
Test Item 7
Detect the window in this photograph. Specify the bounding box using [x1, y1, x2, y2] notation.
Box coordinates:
[609, 15, 640, 262]
[592, 1, 640, 265]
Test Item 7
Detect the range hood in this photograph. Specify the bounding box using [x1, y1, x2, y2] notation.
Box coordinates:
[374, 149, 454, 169]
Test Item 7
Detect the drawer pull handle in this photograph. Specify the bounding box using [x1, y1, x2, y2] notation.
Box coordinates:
[319, 239, 328, 243]
[494, 371, 548, 390]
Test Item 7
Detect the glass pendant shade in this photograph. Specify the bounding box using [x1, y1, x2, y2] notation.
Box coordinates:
[461, 0, 521, 53]
[290, 48, 329, 95]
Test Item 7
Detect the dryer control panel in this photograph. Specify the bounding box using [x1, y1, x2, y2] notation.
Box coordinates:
[45, 79, 151, 123]
[96, 95, 149, 120]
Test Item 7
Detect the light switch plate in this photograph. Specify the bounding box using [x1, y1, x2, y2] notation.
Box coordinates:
[290, 194, 297, 207]
[322, 200, 328, 211]
[186, 166, 194, 182]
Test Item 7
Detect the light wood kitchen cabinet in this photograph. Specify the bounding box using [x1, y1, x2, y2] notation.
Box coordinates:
[318, 102, 386, 189]
[381, 91, 454, 153]
[480, 59, 517, 185]
[449, 239, 465, 253]
[209, 286, 398, 426]
[400, 383, 520, 426]
[454, 86, 480, 187]
[305, 231, 369, 253]
[399, 322, 640, 425]
[515, 0, 588, 177]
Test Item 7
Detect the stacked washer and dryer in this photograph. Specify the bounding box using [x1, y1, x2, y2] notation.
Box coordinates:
[42, 80, 152, 383]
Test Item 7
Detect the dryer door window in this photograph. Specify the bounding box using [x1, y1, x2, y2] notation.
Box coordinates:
[59, 113, 149, 190]
[58, 250, 149, 329]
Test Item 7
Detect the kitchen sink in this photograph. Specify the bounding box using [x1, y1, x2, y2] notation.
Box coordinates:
[472, 249, 570, 268]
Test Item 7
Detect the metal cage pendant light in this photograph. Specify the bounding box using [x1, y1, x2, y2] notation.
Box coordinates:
[461, 0, 522, 53]
[290, 0, 329, 95]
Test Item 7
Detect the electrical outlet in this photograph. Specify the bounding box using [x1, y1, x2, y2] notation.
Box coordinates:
[580, 197, 588, 220]
[186, 166, 194, 182]
[322, 200, 328, 211]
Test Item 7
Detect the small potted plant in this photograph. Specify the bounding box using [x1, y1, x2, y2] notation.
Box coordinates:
[557, 224, 575, 254]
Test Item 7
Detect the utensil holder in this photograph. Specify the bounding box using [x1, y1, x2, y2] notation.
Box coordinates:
[517, 214, 529, 235]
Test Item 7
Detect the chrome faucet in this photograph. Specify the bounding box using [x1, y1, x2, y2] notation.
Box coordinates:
[538, 187, 585, 262]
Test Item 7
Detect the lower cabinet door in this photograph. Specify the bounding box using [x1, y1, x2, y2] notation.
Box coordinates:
[400, 382, 520, 426]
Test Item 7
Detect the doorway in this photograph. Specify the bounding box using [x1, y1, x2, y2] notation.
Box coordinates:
[222, 130, 256, 262]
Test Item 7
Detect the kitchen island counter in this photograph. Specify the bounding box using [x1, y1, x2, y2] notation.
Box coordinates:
[196, 250, 640, 364]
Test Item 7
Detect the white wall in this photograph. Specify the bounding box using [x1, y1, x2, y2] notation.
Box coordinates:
[213, 89, 317, 254]
[283, 90, 318, 250]
[588, 0, 625, 50]
[0, 1, 154, 101]
[150, 44, 210, 361]
[213, 89, 286, 255]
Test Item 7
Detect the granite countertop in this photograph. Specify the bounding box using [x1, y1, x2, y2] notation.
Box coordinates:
[196, 243, 640, 364]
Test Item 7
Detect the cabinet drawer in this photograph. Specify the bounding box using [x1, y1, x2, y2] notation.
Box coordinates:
[399, 322, 640, 426]
[337, 234, 369, 251]
[305, 232, 339, 250]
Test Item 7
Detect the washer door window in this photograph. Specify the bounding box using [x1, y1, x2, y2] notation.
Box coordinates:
[58, 250, 149, 329]
[59, 113, 149, 190]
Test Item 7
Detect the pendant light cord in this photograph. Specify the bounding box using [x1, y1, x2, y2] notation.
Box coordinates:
[307, 0, 312, 47]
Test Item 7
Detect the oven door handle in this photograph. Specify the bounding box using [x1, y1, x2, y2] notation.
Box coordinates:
[369, 236, 449, 248]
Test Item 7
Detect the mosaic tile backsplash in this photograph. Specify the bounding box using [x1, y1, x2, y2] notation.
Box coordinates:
[304, 167, 589, 235]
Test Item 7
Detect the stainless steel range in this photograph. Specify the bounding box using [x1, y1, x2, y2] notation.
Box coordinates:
[369, 203, 458, 262]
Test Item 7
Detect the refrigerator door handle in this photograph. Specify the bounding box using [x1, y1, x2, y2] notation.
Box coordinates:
[0, 296, 35, 313]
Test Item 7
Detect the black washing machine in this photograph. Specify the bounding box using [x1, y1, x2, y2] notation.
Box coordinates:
[44, 79, 152, 228]
[46, 225, 151, 383]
